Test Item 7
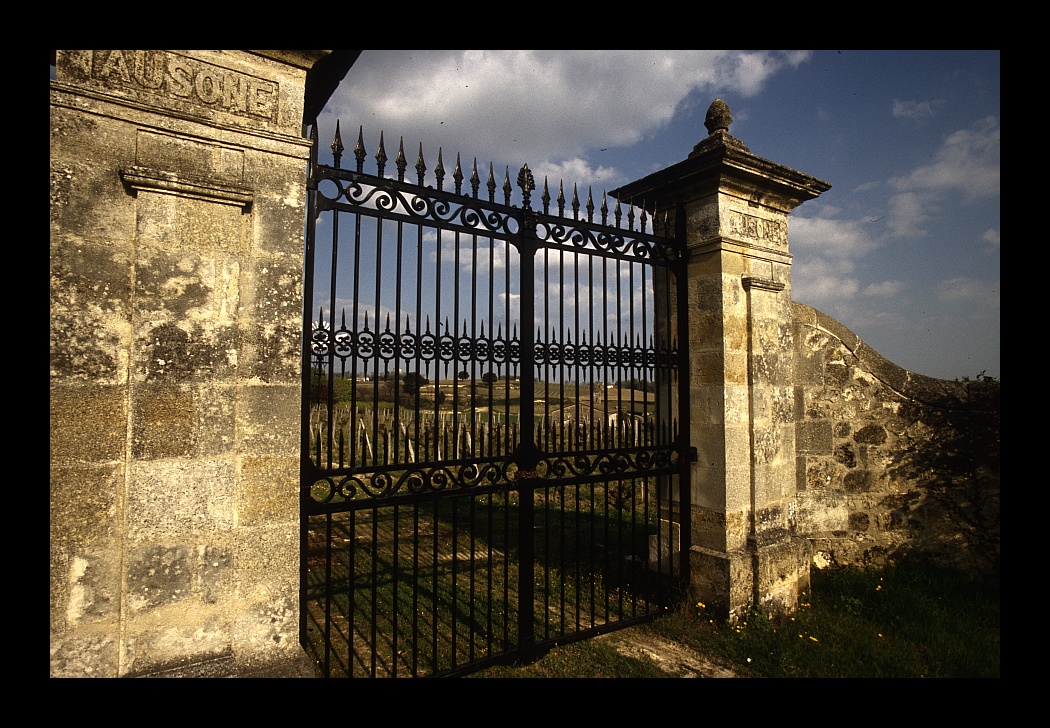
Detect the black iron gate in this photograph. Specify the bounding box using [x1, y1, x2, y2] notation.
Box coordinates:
[300, 124, 691, 677]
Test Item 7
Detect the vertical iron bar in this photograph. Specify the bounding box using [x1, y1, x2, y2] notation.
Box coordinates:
[325, 515, 333, 677]
[573, 243, 581, 631]
[517, 207, 537, 655]
[350, 212, 363, 468]
[372, 216, 384, 469]
[451, 496, 459, 669]
[453, 228, 461, 465]
[347, 510, 356, 677]
[486, 490, 494, 656]
[471, 230, 479, 464]
[431, 497, 439, 672]
[587, 246, 597, 627]
[414, 223, 424, 468]
[434, 227, 443, 463]
[468, 494, 477, 664]
[370, 506, 379, 677]
[412, 502, 420, 676]
[615, 252, 624, 620]
[391, 502, 400, 676]
[601, 243, 611, 625]
[393, 219, 405, 462]
[628, 257, 637, 619]
[325, 215, 340, 469]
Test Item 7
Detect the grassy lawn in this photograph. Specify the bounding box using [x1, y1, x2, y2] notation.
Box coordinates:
[304, 477, 670, 678]
[468, 558, 1000, 678]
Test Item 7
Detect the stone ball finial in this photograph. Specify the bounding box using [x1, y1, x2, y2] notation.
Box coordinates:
[705, 99, 732, 135]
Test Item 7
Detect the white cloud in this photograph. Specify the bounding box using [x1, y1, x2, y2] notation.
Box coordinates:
[791, 256, 860, 307]
[886, 191, 933, 238]
[890, 116, 1000, 202]
[789, 214, 883, 259]
[892, 99, 936, 119]
[863, 280, 905, 297]
[531, 158, 624, 194]
[321, 50, 812, 176]
[935, 276, 1000, 310]
[982, 228, 1000, 251]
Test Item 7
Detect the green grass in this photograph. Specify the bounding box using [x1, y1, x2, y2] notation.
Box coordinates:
[469, 558, 1000, 678]
[304, 479, 668, 678]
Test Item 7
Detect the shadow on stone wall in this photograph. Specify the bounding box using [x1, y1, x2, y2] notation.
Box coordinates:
[793, 303, 1000, 581]
[884, 379, 1000, 577]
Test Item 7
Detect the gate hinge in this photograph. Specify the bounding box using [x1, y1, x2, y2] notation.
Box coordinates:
[688, 447, 698, 463]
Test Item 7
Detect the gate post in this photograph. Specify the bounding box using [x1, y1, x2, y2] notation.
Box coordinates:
[50, 51, 346, 676]
[613, 100, 830, 620]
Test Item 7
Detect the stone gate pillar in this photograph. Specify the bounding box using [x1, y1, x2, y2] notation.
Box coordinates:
[614, 100, 830, 620]
[50, 50, 338, 677]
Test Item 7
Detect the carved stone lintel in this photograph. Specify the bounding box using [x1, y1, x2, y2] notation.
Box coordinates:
[742, 276, 785, 292]
[120, 166, 254, 209]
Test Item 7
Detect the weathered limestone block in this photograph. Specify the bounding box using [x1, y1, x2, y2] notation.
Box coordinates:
[52, 50, 332, 677]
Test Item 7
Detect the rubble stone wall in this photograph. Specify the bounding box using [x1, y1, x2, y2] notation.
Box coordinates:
[793, 302, 1000, 578]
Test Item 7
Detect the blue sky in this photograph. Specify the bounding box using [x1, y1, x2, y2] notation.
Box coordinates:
[318, 50, 1000, 381]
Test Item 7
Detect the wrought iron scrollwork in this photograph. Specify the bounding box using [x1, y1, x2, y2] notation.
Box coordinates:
[306, 126, 685, 509]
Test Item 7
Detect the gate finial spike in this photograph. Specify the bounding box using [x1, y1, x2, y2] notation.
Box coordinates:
[471, 158, 481, 198]
[355, 126, 366, 172]
[396, 137, 408, 182]
[415, 142, 426, 185]
[376, 131, 388, 176]
[586, 187, 595, 222]
[435, 149, 445, 190]
[557, 180, 566, 216]
[517, 164, 535, 209]
[332, 120, 344, 168]
[454, 153, 464, 194]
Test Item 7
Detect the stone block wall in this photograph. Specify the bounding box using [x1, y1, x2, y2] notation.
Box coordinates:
[793, 302, 1000, 578]
[50, 51, 328, 677]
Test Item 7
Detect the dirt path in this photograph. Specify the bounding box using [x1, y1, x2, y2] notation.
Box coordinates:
[597, 630, 742, 678]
